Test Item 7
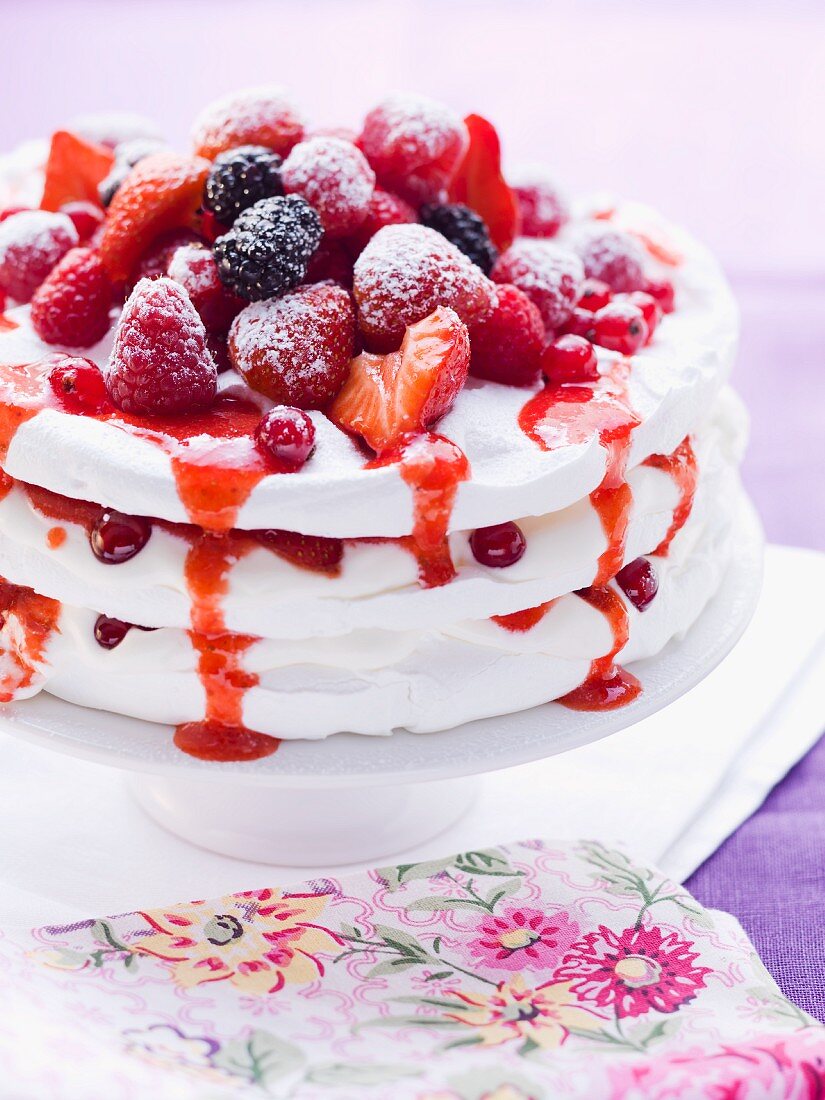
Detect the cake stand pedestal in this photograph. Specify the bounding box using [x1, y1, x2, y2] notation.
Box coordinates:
[0, 497, 763, 866]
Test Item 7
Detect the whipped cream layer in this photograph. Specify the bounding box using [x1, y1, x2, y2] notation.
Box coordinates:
[0, 201, 737, 538]
[5, 474, 739, 738]
[0, 389, 746, 639]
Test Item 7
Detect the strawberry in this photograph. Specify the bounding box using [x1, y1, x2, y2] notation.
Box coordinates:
[191, 87, 305, 160]
[40, 131, 114, 213]
[448, 115, 520, 252]
[329, 306, 469, 453]
[98, 152, 210, 283]
[255, 528, 343, 574]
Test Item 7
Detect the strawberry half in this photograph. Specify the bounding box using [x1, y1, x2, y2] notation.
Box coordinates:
[329, 306, 469, 454]
[40, 131, 115, 213]
[448, 114, 520, 252]
[255, 529, 344, 574]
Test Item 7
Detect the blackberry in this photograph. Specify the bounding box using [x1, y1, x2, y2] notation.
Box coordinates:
[420, 202, 498, 274]
[98, 163, 130, 208]
[213, 195, 322, 302]
[204, 145, 283, 227]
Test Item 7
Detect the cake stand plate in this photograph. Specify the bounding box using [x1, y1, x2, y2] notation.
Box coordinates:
[0, 497, 763, 865]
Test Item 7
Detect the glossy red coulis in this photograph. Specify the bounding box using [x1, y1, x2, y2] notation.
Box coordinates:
[492, 600, 555, 633]
[0, 579, 61, 702]
[558, 585, 641, 711]
[644, 436, 697, 556]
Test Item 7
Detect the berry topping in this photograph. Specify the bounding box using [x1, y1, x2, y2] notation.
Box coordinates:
[0, 205, 30, 223]
[256, 528, 344, 574]
[281, 137, 375, 237]
[213, 194, 322, 302]
[192, 87, 305, 160]
[622, 290, 662, 342]
[90, 509, 152, 564]
[512, 173, 568, 238]
[577, 277, 612, 313]
[541, 334, 600, 385]
[106, 277, 218, 415]
[470, 522, 527, 568]
[346, 189, 417, 256]
[47, 355, 109, 414]
[330, 306, 469, 453]
[129, 227, 204, 289]
[492, 238, 584, 330]
[229, 282, 355, 407]
[203, 145, 283, 226]
[359, 94, 468, 205]
[304, 238, 354, 288]
[0, 211, 78, 303]
[94, 614, 132, 649]
[59, 200, 105, 242]
[448, 114, 520, 252]
[353, 223, 496, 352]
[558, 307, 597, 339]
[420, 202, 498, 274]
[642, 275, 675, 314]
[254, 406, 316, 469]
[591, 301, 648, 355]
[40, 131, 115, 212]
[98, 152, 211, 283]
[616, 556, 659, 612]
[469, 283, 544, 387]
[167, 243, 244, 334]
[98, 163, 130, 209]
[30, 247, 113, 348]
[573, 226, 646, 293]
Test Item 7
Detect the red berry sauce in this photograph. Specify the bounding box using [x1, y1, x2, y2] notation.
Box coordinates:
[558, 585, 641, 711]
[644, 437, 697, 555]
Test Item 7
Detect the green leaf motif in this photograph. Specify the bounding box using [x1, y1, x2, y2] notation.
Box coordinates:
[306, 1062, 422, 1087]
[372, 924, 425, 955]
[212, 1030, 305, 1086]
[485, 877, 522, 907]
[406, 897, 488, 913]
[367, 958, 419, 977]
[378, 857, 457, 891]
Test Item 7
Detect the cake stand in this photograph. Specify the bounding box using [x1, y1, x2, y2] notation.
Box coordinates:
[0, 496, 763, 866]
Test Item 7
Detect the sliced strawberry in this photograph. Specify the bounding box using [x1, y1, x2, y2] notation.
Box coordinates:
[40, 131, 115, 213]
[255, 528, 343, 574]
[98, 152, 210, 283]
[448, 115, 520, 252]
[329, 306, 469, 453]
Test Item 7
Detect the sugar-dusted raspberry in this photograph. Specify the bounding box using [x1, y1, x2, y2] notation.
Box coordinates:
[203, 145, 283, 226]
[47, 355, 109, 414]
[0, 205, 30, 223]
[359, 94, 468, 205]
[59, 200, 105, 242]
[191, 86, 305, 160]
[168, 243, 243, 334]
[281, 137, 375, 237]
[254, 406, 316, 469]
[512, 173, 568, 238]
[492, 238, 583, 330]
[573, 225, 646, 293]
[0, 211, 78, 302]
[469, 283, 544, 387]
[30, 248, 113, 348]
[106, 277, 218, 415]
[229, 282, 355, 408]
[346, 189, 417, 256]
[353, 224, 496, 352]
[129, 227, 204, 289]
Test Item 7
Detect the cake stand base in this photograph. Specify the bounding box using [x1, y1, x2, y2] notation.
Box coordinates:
[129, 771, 479, 865]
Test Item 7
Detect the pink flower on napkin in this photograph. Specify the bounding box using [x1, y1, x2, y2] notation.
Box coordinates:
[464, 905, 580, 972]
[555, 923, 710, 1018]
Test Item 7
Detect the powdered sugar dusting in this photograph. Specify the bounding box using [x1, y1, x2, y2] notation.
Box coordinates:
[571, 223, 646, 293]
[282, 137, 375, 236]
[511, 169, 570, 238]
[492, 238, 583, 329]
[191, 86, 305, 159]
[0, 211, 78, 303]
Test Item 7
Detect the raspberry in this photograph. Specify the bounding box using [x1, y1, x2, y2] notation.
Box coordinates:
[281, 137, 375, 237]
[512, 174, 568, 238]
[129, 227, 204, 289]
[353, 224, 496, 352]
[470, 522, 526, 567]
[213, 194, 322, 302]
[106, 277, 218, 415]
[0, 206, 30, 223]
[47, 355, 109, 414]
[591, 301, 648, 355]
[448, 115, 520, 251]
[30, 248, 113, 348]
[191, 87, 305, 160]
[304, 238, 354, 288]
[229, 282, 355, 408]
[420, 203, 498, 274]
[0, 211, 78, 302]
[40, 131, 115, 212]
[642, 275, 676, 314]
[59, 200, 105, 242]
[541, 335, 599, 385]
[167, 243, 243, 334]
[573, 226, 646, 293]
[346, 189, 417, 255]
[99, 152, 211, 283]
[577, 278, 612, 312]
[203, 145, 283, 226]
[469, 283, 544, 387]
[90, 509, 152, 563]
[492, 238, 583, 330]
[359, 94, 468, 205]
[254, 406, 316, 469]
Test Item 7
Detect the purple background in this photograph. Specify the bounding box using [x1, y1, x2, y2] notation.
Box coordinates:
[2, 0, 823, 1014]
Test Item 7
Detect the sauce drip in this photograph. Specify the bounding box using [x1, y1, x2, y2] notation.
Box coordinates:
[644, 436, 697, 556]
[492, 601, 556, 633]
[558, 586, 641, 711]
[0, 580, 61, 702]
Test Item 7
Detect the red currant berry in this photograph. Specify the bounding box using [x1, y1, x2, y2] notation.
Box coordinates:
[470, 522, 527, 568]
[60, 201, 105, 242]
[541, 335, 599, 385]
[592, 302, 648, 355]
[642, 275, 675, 314]
[254, 406, 316, 469]
[623, 291, 662, 342]
[94, 614, 133, 649]
[90, 510, 152, 564]
[557, 307, 597, 339]
[47, 355, 109, 414]
[577, 278, 612, 313]
[616, 556, 658, 611]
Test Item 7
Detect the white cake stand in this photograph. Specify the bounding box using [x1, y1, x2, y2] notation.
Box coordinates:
[0, 497, 763, 866]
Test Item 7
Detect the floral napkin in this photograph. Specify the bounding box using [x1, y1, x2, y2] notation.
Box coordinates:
[1, 839, 823, 1099]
